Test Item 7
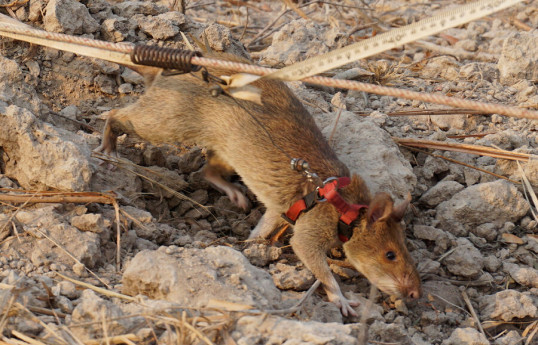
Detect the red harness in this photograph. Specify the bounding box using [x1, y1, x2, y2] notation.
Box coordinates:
[282, 177, 368, 242]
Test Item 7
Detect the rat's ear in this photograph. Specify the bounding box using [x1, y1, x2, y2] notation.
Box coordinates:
[367, 193, 393, 223]
[391, 193, 411, 222]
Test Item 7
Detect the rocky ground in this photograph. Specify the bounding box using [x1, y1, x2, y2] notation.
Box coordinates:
[0, 0, 537, 344]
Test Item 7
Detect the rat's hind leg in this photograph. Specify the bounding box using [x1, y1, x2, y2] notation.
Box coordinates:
[203, 151, 249, 210]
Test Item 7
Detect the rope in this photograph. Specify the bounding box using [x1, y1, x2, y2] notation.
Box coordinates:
[0, 21, 537, 120]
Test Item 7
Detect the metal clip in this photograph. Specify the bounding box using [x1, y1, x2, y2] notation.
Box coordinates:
[290, 158, 322, 187]
[315, 177, 337, 202]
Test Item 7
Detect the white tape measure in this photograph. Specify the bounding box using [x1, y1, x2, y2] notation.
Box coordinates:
[265, 0, 524, 81]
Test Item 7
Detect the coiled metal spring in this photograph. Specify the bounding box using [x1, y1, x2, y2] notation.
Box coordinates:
[130, 45, 202, 72]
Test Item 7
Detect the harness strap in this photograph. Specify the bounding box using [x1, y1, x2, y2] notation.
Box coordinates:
[281, 176, 368, 242]
[281, 189, 318, 225]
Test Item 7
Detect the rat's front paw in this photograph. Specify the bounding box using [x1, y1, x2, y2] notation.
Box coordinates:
[330, 295, 360, 317]
[93, 144, 119, 170]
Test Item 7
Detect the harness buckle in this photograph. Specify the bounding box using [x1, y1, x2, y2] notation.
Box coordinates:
[316, 177, 338, 202]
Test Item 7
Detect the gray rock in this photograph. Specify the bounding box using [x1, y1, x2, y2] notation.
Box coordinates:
[430, 115, 469, 131]
[134, 14, 178, 40]
[16, 206, 101, 268]
[443, 238, 484, 278]
[94, 74, 116, 95]
[91, 59, 121, 75]
[0, 104, 92, 191]
[57, 281, 79, 299]
[203, 24, 249, 57]
[259, 19, 342, 66]
[412, 225, 451, 245]
[28, 0, 45, 22]
[0, 56, 42, 114]
[477, 130, 530, 150]
[121, 68, 145, 85]
[141, 166, 188, 199]
[113, 1, 168, 17]
[368, 321, 411, 345]
[0, 214, 10, 242]
[494, 330, 524, 345]
[498, 30, 538, 85]
[71, 290, 139, 340]
[44, 0, 99, 35]
[421, 56, 460, 81]
[101, 17, 129, 42]
[436, 180, 529, 236]
[118, 83, 133, 94]
[421, 155, 449, 179]
[479, 289, 538, 321]
[472, 223, 498, 242]
[133, 222, 175, 244]
[232, 315, 359, 345]
[419, 181, 465, 207]
[483, 255, 501, 272]
[71, 214, 106, 234]
[56, 295, 73, 313]
[269, 263, 316, 291]
[122, 247, 281, 309]
[459, 62, 498, 82]
[503, 262, 538, 288]
[314, 113, 416, 201]
[422, 281, 462, 311]
[141, 147, 165, 168]
[158, 11, 186, 27]
[442, 328, 489, 345]
[242, 243, 281, 266]
[122, 206, 153, 224]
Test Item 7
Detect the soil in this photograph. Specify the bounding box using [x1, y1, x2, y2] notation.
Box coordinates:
[0, 0, 537, 344]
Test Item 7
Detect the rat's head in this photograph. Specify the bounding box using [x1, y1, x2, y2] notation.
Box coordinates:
[343, 192, 421, 299]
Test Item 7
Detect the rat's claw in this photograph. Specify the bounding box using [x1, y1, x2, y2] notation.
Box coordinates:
[328, 293, 359, 317]
[93, 145, 119, 171]
[338, 297, 359, 317]
[229, 189, 249, 210]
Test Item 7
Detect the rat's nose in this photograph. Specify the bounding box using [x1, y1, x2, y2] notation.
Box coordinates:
[407, 288, 421, 299]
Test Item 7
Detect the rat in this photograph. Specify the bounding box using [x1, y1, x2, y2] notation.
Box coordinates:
[95, 52, 421, 316]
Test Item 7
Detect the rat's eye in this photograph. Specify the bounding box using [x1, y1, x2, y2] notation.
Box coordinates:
[385, 251, 396, 261]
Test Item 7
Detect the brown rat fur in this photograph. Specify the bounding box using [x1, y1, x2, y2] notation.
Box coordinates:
[96, 52, 421, 316]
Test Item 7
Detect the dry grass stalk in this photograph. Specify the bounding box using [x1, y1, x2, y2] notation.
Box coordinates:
[111, 198, 122, 271]
[29, 227, 110, 289]
[414, 40, 498, 62]
[401, 145, 520, 184]
[447, 133, 493, 139]
[13, 303, 68, 345]
[517, 162, 538, 222]
[27, 306, 66, 318]
[461, 290, 487, 339]
[147, 313, 217, 345]
[523, 320, 538, 345]
[328, 106, 344, 147]
[85, 334, 139, 345]
[92, 151, 213, 218]
[363, 108, 487, 116]
[55, 273, 137, 303]
[0, 190, 116, 205]
[394, 137, 532, 162]
[281, 0, 309, 19]
[358, 285, 378, 345]
[0, 0, 29, 8]
[10, 331, 46, 345]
